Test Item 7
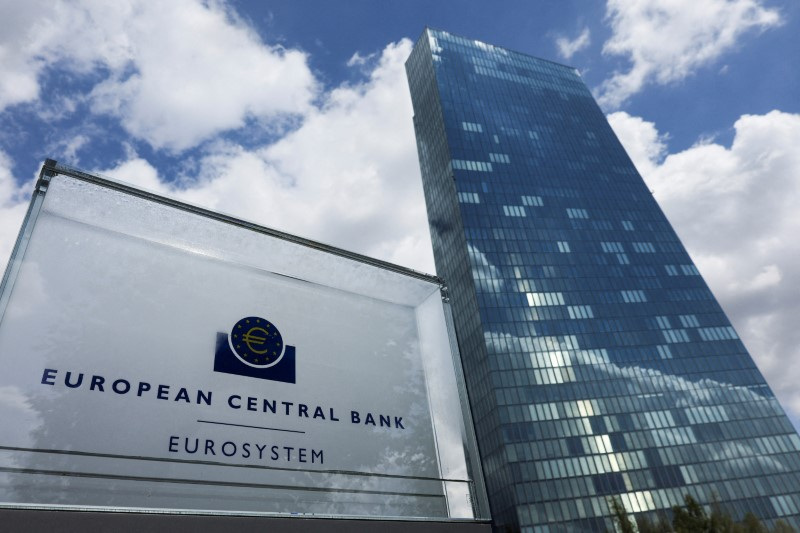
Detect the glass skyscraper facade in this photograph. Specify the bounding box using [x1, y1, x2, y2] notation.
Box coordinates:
[406, 28, 800, 532]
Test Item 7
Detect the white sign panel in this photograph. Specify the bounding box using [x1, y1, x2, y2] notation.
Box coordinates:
[0, 165, 488, 521]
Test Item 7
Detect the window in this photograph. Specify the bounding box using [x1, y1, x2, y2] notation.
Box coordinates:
[521, 195, 543, 207]
[489, 152, 511, 164]
[680, 264, 701, 276]
[567, 305, 593, 319]
[601, 242, 624, 253]
[620, 290, 646, 303]
[632, 242, 656, 253]
[457, 192, 480, 203]
[503, 205, 526, 217]
[566, 208, 589, 219]
[452, 159, 493, 172]
[698, 327, 738, 341]
[461, 121, 483, 132]
[662, 329, 690, 343]
[527, 292, 565, 307]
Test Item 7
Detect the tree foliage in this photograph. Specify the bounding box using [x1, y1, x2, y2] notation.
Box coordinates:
[672, 494, 710, 532]
[607, 494, 796, 533]
[610, 496, 636, 533]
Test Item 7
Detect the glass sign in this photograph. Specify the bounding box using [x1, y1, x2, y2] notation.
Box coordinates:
[0, 162, 489, 522]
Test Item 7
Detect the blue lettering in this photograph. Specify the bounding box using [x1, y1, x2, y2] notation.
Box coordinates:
[174, 387, 190, 402]
[222, 442, 236, 457]
[263, 398, 276, 413]
[90, 375, 105, 392]
[312, 449, 324, 464]
[330, 408, 339, 421]
[298, 404, 308, 417]
[394, 417, 405, 429]
[156, 384, 169, 400]
[282, 401, 293, 415]
[185, 438, 199, 453]
[137, 382, 151, 396]
[247, 397, 257, 411]
[228, 395, 241, 409]
[313, 406, 325, 420]
[196, 390, 212, 406]
[380, 415, 390, 427]
[256, 443, 267, 459]
[283, 446, 294, 461]
[112, 379, 130, 394]
[351, 411, 360, 424]
[167, 436, 323, 465]
[41, 368, 57, 385]
[65, 371, 83, 388]
[365, 413, 375, 426]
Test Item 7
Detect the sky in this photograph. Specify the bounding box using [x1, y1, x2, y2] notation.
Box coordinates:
[0, 0, 798, 429]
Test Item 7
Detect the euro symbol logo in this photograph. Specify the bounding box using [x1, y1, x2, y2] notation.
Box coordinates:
[242, 327, 269, 354]
[214, 315, 296, 384]
[229, 317, 284, 369]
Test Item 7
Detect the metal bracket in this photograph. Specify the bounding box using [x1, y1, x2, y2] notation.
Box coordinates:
[36, 159, 58, 192]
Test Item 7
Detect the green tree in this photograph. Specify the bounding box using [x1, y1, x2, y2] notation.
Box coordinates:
[638, 512, 673, 533]
[740, 512, 768, 533]
[709, 492, 736, 532]
[609, 496, 636, 533]
[773, 520, 796, 533]
[673, 494, 710, 532]
[605, 492, 794, 533]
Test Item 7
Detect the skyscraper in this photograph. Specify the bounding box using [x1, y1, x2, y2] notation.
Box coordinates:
[406, 28, 800, 532]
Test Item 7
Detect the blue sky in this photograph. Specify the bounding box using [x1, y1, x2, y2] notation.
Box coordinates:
[1, 0, 799, 428]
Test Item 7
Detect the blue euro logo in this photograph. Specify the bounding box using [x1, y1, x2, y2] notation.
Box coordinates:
[229, 317, 284, 368]
[214, 316, 296, 384]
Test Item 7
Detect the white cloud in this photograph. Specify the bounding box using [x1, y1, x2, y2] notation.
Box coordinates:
[597, 0, 781, 108]
[611, 110, 800, 425]
[98, 39, 434, 273]
[1, 37, 432, 281]
[0, 385, 41, 447]
[468, 244, 504, 293]
[487, 328, 789, 478]
[97, 156, 166, 194]
[0, 0, 51, 109]
[606, 111, 667, 176]
[555, 27, 591, 60]
[45, 134, 90, 164]
[347, 51, 378, 67]
[0, 0, 317, 152]
[0, 151, 33, 269]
